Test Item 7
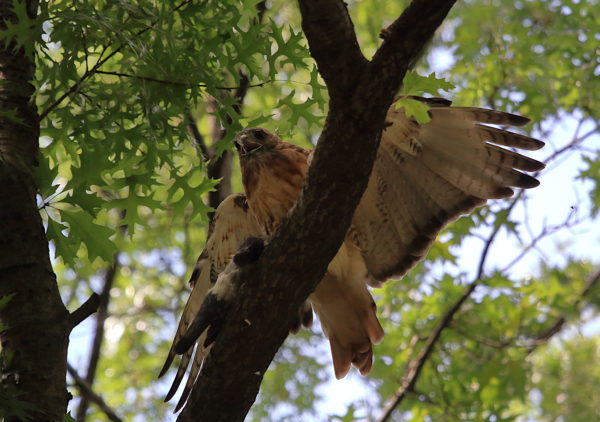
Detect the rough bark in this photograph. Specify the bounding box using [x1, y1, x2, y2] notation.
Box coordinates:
[0, 1, 71, 421]
[177, 1, 457, 421]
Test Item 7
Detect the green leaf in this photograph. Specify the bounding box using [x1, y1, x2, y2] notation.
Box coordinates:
[579, 153, 600, 217]
[46, 218, 76, 267]
[395, 97, 431, 124]
[59, 209, 117, 262]
[63, 412, 76, 422]
[400, 71, 455, 96]
[0, 0, 40, 59]
[0, 293, 16, 310]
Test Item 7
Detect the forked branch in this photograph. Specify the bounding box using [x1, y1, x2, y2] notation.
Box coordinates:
[178, 1, 457, 421]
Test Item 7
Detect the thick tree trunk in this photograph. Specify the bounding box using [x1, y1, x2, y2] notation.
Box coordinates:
[0, 1, 70, 421]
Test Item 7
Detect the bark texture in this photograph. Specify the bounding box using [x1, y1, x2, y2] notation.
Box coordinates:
[0, 1, 70, 420]
[177, 1, 456, 421]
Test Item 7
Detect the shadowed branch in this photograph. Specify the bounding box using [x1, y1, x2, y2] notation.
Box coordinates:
[67, 363, 122, 422]
[68, 293, 100, 330]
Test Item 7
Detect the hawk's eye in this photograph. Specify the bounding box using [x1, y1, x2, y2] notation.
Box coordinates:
[252, 129, 266, 141]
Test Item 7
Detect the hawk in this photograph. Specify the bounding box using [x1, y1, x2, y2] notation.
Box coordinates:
[159, 97, 545, 410]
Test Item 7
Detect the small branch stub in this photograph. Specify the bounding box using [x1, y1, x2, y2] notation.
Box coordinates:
[69, 292, 101, 330]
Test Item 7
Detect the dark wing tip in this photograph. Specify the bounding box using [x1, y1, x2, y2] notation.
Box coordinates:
[404, 95, 453, 107]
[521, 157, 546, 172]
[505, 113, 531, 126]
[529, 139, 545, 151]
[164, 376, 182, 403]
[174, 337, 194, 355]
[515, 173, 541, 189]
[493, 186, 515, 198]
[158, 353, 175, 379]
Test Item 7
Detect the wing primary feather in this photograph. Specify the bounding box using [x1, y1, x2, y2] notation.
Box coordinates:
[476, 124, 545, 150]
[174, 292, 230, 355]
[357, 100, 541, 282]
[430, 106, 531, 126]
[173, 343, 209, 412]
[486, 144, 545, 171]
[161, 193, 262, 409]
[164, 347, 192, 402]
[158, 351, 175, 379]
[425, 143, 540, 191]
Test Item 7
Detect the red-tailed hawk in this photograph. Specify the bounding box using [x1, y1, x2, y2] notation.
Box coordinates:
[159, 97, 545, 410]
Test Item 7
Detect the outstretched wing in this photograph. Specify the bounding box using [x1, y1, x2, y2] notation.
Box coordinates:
[351, 98, 545, 282]
[158, 193, 262, 411]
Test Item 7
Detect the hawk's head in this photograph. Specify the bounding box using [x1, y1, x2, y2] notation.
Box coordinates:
[233, 127, 279, 161]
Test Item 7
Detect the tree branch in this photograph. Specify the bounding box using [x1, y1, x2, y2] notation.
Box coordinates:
[39, 0, 193, 121]
[75, 256, 120, 422]
[449, 321, 515, 350]
[375, 280, 481, 422]
[186, 112, 209, 162]
[375, 192, 521, 422]
[297, 0, 367, 98]
[68, 292, 101, 330]
[94, 70, 272, 91]
[205, 72, 250, 219]
[177, 1, 455, 421]
[370, 0, 456, 99]
[67, 363, 123, 422]
[526, 266, 600, 353]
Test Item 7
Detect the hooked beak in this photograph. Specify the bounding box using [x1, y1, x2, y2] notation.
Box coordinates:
[235, 135, 262, 156]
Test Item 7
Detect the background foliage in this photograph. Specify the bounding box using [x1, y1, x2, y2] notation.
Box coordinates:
[24, 0, 600, 420]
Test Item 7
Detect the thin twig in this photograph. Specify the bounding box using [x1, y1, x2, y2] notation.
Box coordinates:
[499, 210, 585, 274]
[375, 194, 522, 422]
[94, 70, 273, 90]
[75, 256, 120, 422]
[186, 112, 210, 162]
[39, 0, 193, 121]
[449, 321, 515, 349]
[526, 267, 600, 353]
[205, 71, 250, 219]
[67, 363, 123, 422]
